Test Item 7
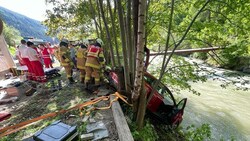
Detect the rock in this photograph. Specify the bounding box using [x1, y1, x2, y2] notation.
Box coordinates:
[80, 133, 94, 140]
[82, 115, 90, 122]
[242, 66, 250, 74]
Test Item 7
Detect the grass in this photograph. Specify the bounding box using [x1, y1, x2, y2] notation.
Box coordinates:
[8, 46, 16, 57]
[0, 75, 92, 140]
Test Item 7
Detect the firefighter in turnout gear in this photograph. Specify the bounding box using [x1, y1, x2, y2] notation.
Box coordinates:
[59, 39, 75, 83]
[77, 39, 89, 83]
[85, 38, 105, 86]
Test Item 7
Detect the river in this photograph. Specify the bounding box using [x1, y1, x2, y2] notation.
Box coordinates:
[181, 79, 250, 140]
[148, 57, 250, 140]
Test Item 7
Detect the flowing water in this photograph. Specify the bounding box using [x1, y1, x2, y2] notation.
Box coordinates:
[149, 57, 250, 140]
[181, 79, 250, 140]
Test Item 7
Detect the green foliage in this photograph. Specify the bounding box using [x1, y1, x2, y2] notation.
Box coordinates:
[184, 124, 211, 141]
[8, 46, 16, 56]
[44, 0, 96, 40]
[192, 52, 208, 60]
[220, 37, 249, 69]
[131, 121, 159, 141]
[2, 23, 22, 46]
[148, 55, 207, 95]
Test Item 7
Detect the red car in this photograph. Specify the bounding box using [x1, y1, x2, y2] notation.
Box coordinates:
[106, 68, 187, 128]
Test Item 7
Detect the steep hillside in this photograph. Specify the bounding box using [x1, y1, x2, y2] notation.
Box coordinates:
[0, 6, 53, 42]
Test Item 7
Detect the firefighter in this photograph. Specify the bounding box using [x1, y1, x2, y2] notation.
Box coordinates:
[53, 45, 61, 63]
[85, 38, 105, 86]
[59, 39, 75, 83]
[76, 39, 89, 83]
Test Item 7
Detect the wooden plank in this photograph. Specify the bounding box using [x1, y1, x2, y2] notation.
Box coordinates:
[110, 95, 134, 141]
[150, 47, 223, 56]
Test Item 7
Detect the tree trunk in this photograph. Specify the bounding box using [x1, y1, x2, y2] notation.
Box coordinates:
[88, 0, 100, 37]
[136, 79, 147, 129]
[98, 0, 115, 67]
[107, 0, 121, 66]
[132, 0, 139, 73]
[147, 0, 212, 104]
[116, 0, 131, 92]
[132, 0, 147, 120]
[126, 0, 133, 74]
[96, 0, 109, 63]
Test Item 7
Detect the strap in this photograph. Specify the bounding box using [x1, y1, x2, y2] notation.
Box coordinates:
[0, 93, 132, 138]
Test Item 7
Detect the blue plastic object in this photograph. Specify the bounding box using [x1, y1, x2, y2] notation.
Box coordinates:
[33, 120, 77, 141]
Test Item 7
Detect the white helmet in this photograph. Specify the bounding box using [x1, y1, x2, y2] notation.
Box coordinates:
[60, 39, 69, 47]
[96, 38, 103, 46]
[82, 39, 89, 46]
[61, 39, 69, 44]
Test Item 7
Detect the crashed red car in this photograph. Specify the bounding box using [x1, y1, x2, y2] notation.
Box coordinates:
[106, 68, 187, 128]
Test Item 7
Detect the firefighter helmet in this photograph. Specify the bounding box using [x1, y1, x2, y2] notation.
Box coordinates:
[96, 38, 103, 46]
[59, 39, 69, 47]
[82, 39, 89, 47]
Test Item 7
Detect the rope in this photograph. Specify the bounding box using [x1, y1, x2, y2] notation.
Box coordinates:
[0, 92, 131, 138]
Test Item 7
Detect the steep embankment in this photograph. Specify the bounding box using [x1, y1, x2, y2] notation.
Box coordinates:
[0, 6, 52, 42]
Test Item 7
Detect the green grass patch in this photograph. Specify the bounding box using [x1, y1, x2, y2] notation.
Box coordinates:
[8, 46, 16, 56]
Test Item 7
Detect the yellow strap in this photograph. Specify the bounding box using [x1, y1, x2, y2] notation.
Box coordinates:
[0, 96, 108, 137]
[0, 93, 131, 137]
[78, 66, 85, 69]
[114, 92, 133, 106]
[85, 62, 100, 69]
[96, 96, 119, 110]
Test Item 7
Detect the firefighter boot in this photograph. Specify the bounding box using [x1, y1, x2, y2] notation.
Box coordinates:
[51, 80, 57, 92]
[68, 77, 75, 84]
[80, 77, 85, 84]
[58, 79, 62, 90]
[85, 82, 92, 92]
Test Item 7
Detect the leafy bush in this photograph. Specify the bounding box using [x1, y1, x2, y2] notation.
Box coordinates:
[131, 121, 159, 141]
[220, 38, 248, 69]
[184, 124, 211, 141]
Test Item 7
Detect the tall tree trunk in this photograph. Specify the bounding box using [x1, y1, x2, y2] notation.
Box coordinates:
[107, 0, 121, 66]
[132, 0, 147, 122]
[126, 0, 133, 73]
[132, 0, 139, 74]
[99, 0, 115, 67]
[116, 0, 131, 92]
[96, 0, 109, 63]
[136, 79, 147, 129]
[88, 0, 100, 37]
[144, 0, 150, 45]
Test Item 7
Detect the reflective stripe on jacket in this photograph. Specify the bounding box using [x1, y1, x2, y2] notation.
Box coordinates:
[77, 48, 87, 69]
[59, 46, 72, 67]
[87, 46, 100, 58]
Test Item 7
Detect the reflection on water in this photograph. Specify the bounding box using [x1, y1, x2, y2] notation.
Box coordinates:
[181, 79, 250, 140]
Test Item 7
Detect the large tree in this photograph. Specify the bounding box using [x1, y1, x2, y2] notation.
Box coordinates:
[44, 0, 250, 130]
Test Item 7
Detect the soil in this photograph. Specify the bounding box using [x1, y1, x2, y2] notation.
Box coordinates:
[0, 72, 119, 141]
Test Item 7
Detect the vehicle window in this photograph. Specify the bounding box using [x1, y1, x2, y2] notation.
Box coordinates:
[144, 75, 155, 84]
[155, 83, 174, 105]
[144, 75, 174, 105]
